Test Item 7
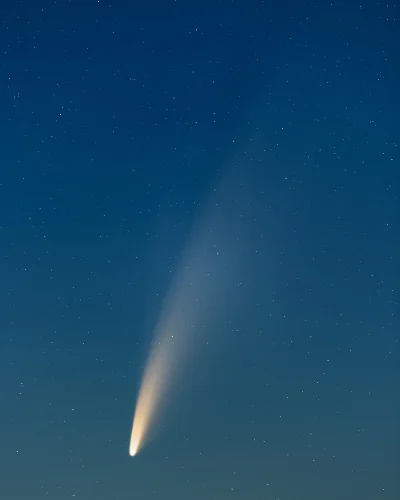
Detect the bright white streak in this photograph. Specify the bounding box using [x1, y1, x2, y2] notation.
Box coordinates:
[129, 339, 170, 456]
[129, 166, 252, 457]
[129, 304, 188, 456]
[129, 258, 205, 456]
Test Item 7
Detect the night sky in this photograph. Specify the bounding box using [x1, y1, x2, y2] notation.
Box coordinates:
[1, 1, 399, 499]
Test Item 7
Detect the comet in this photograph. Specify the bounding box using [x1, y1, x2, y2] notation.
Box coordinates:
[129, 165, 254, 457]
[129, 342, 171, 456]
[129, 331, 175, 456]
[129, 263, 204, 456]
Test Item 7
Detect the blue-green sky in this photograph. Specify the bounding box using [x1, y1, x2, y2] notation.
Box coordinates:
[0, 1, 398, 499]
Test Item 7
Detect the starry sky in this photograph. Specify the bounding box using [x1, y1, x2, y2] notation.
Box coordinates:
[1, 1, 399, 499]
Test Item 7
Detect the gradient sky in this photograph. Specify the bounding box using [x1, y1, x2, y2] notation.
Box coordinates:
[0, 1, 399, 499]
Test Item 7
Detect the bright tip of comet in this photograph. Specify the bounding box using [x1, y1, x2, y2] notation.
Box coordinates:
[129, 440, 139, 457]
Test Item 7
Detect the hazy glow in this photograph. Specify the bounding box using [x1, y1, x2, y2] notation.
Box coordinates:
[129, 334, 174, 456]
[129, 166, 254, 456]
[129, 285, 198, 456]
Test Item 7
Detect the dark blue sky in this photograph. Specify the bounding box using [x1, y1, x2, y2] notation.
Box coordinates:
[0, 1, 398, 499]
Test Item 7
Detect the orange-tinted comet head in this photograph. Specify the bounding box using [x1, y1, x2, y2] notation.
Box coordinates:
[129, 338, 172, 456]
